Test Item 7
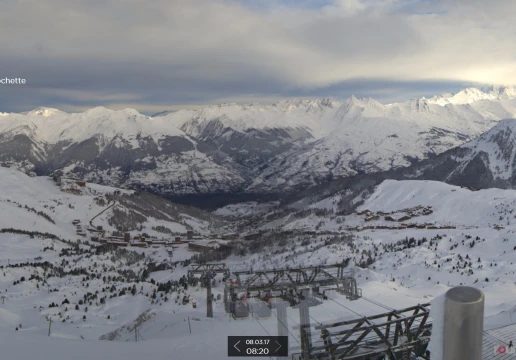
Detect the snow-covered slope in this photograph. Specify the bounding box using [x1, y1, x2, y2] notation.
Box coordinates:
[3, 171, 516, 359]
[252, 179, 516, 233]
[356, 179, 516, 228]
[2, 87, 516, 203]
[391, 118, 516, 190]
[0, 166, 221, 239]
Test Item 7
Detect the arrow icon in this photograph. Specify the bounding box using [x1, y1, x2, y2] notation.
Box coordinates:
[275, 340, 282, 353]
[234, 340, 241, 352]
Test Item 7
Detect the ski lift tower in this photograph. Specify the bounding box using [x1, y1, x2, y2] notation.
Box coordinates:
[188, 263, 229, 318]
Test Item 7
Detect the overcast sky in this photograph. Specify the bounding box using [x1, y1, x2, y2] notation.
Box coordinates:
[1, 0, 514, 114]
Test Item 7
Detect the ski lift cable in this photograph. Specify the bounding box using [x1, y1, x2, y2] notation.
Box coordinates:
[361, 297, 392, 310]
[361, 296, 395, 311]
[286, 313, 299, 326]
[318, 302, 341, 318]
[252, 312, 272, 337]
[326, 297, 363, 318]
[310, 314, 322, 326]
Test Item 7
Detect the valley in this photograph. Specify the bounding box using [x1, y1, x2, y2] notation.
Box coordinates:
[2, 87, 516, 359]
[2, 160, 516, 358]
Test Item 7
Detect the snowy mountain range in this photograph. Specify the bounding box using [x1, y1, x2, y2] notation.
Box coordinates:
[1, 86, 516, 206]
[245, 116, 516, 233]
[399, 117, 516, 190]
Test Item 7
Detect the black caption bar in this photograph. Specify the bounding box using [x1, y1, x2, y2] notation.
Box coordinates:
[228, 336, 288, 357]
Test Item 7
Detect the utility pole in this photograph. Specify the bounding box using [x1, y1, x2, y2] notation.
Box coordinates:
[48, 318, 52, 336]
[224, 287, 229, 313]
[135, 327, 137, 342]
[298, 290, 312, 360]
[206, 271, 213, 318]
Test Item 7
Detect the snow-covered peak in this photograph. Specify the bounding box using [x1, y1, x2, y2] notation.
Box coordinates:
[492, 85, 516, 100]
[393, 98, 434, 113]
[82, 106, 112, 115]
[0, 85, 514, 151]
[25, 107, 64, 117]
[334, 95, 387, 119]
[427, 86, 516, 106]
[346, 95, 385, 108]
[272, 98, 337, 110]
[120, 108, 147, 117]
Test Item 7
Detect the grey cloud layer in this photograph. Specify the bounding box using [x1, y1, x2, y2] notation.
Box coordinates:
[1, 0, 514, 112]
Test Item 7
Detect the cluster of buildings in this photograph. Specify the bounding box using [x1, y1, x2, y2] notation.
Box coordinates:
[61, 177, 241, 253]
[58, 178, 121, 197]
[61, 181, 87, 195]
[347, 205, 459, 231]
[359, 205, 434, 223]
[84, 227, 200, 248]
[73, 221, 239, 252]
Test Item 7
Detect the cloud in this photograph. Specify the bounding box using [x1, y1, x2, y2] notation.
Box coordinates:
[0, 0, 515, 112]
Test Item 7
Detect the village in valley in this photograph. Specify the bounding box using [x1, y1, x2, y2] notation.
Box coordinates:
[59, 176, 240, 253]
[75, 219, 237, 252]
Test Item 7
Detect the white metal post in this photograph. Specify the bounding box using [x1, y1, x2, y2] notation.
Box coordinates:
[443, 286, 484, 360]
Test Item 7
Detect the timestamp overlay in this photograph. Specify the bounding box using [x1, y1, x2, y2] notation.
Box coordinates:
[228, 336, 288, 357]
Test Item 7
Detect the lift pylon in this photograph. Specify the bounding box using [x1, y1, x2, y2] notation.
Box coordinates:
[188, 263, 229, 318]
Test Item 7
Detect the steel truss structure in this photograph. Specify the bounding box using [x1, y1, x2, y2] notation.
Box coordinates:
[224, 263, 362, 360]
[187, 263, 229, 318]
[308, 304, 431, 360]
[227, 263, 361, 300]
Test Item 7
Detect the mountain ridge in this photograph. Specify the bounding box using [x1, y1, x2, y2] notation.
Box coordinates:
[1, 86, 515, 206]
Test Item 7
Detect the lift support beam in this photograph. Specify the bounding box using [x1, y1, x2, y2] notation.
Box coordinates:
[310, 303, 431, 360]
[230, 263, 361, 299]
